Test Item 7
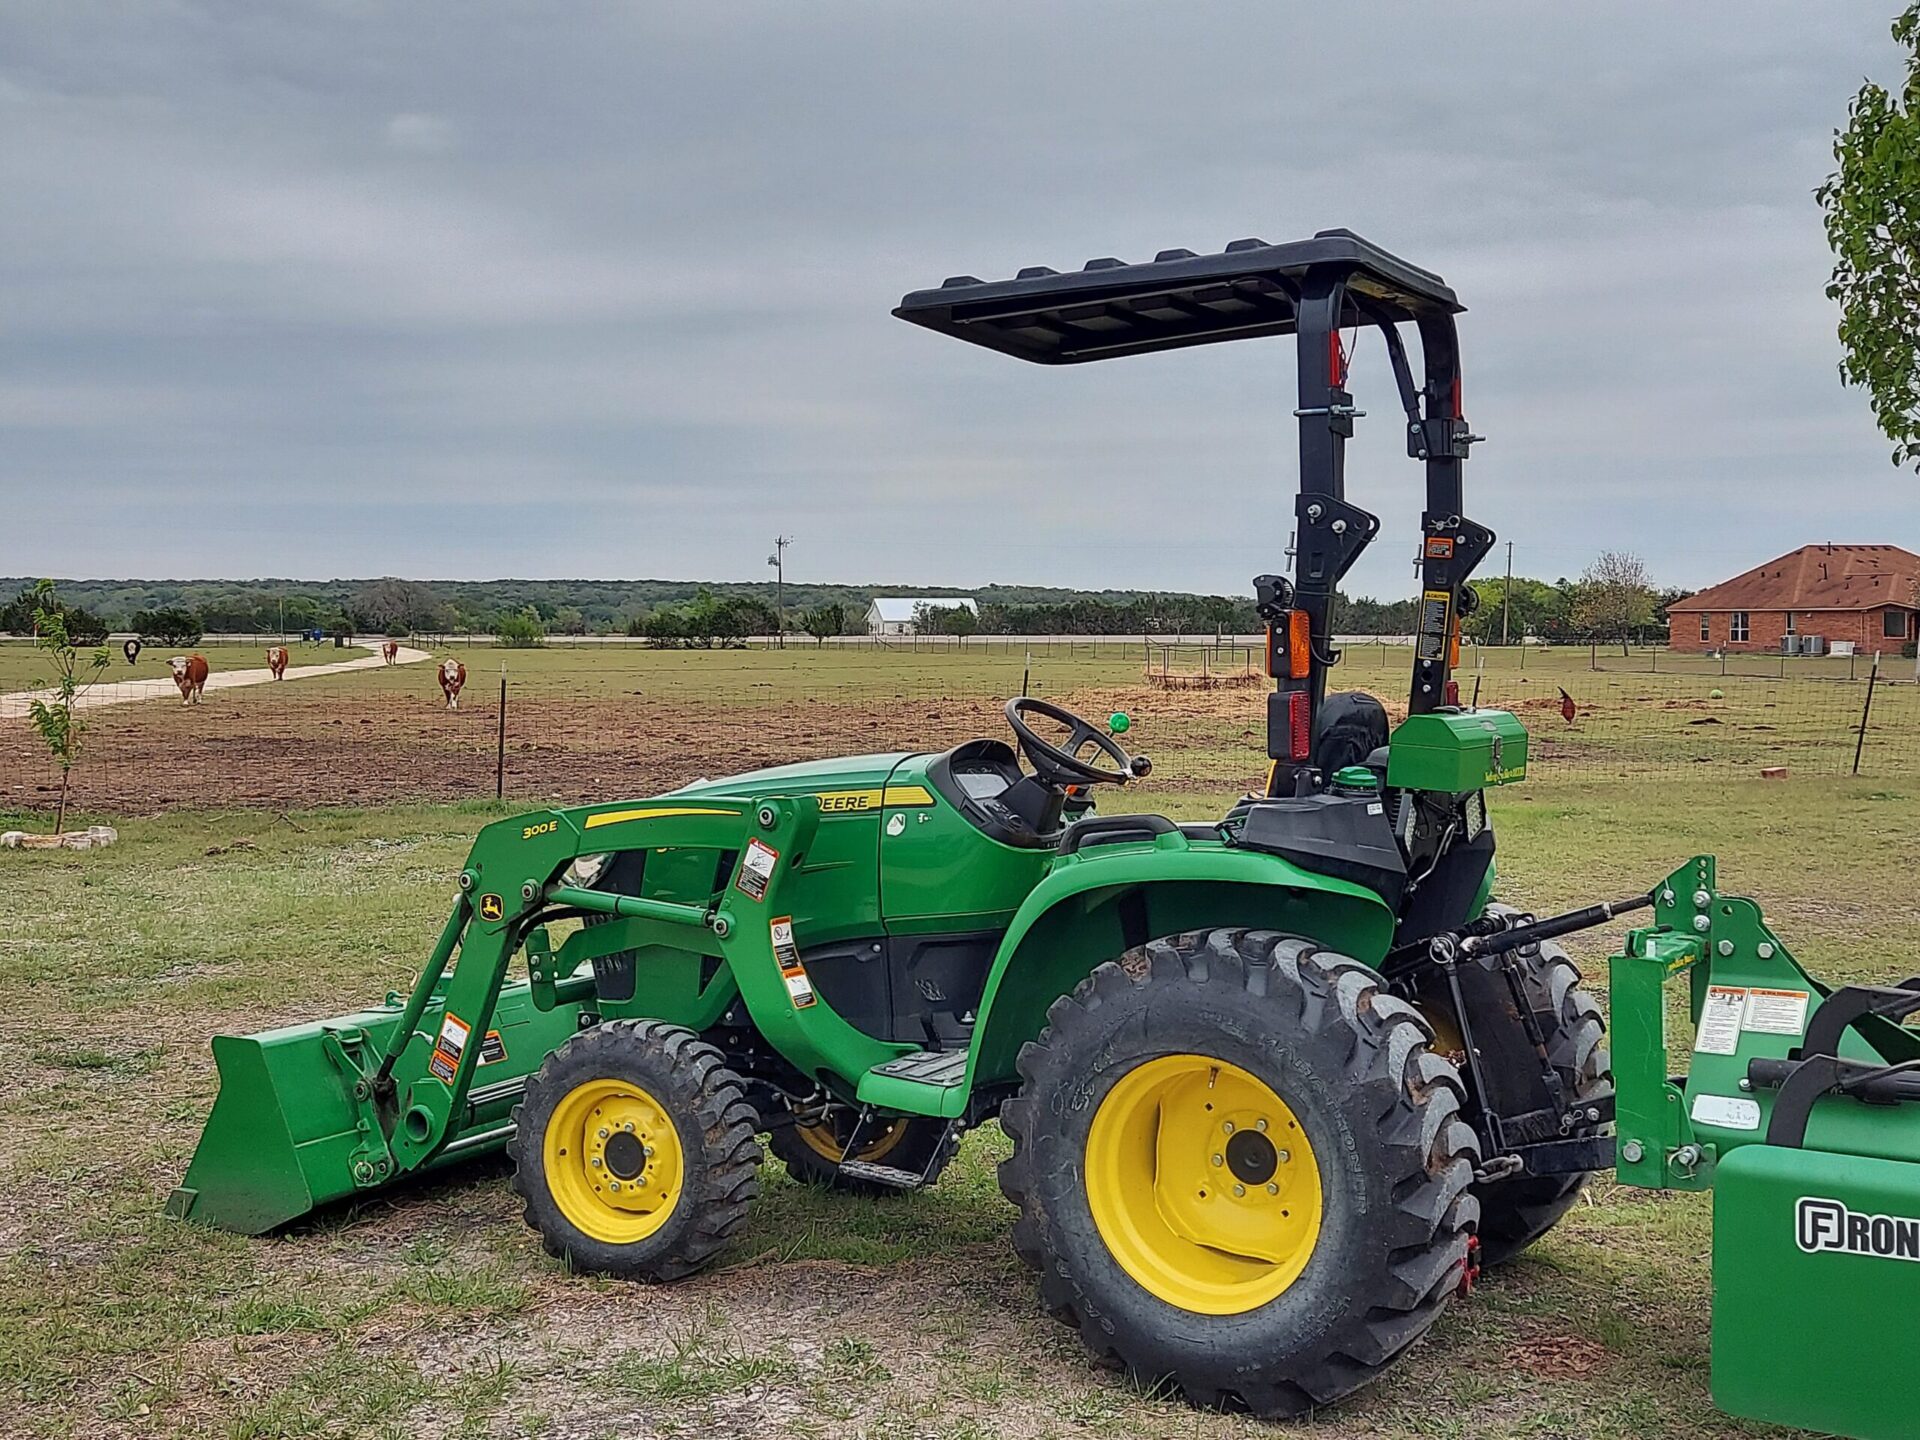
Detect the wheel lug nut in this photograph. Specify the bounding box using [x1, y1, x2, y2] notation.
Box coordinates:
[590, 1157, 602, 1168]
[1211, 1154, 1224, 1167]
[1277, 1150, 1290, 1164]
[597, 1128, 609, 1140]
[1266, 1183, 1279, 1195]
[1233, 1184, 1246, 1197]
[608, 1180, 621, 1192]
[624, 1121, 635, 1133]
[1255, 1118, 1268, 1132]
[1222, 1121, 1235, 1134]
[643, 1145, 654, 1158]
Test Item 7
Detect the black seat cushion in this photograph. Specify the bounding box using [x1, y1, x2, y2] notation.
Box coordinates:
[1313, 691, 1389, 776]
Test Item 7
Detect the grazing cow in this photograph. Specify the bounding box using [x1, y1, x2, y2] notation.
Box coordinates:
[438, 659, 467, 710]
[168, 654, 209, 705]
[266, 646, 290, 680]
[381, 640, 400, 665]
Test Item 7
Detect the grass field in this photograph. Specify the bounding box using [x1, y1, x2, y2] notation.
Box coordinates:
[6, 645, 1920, 1437]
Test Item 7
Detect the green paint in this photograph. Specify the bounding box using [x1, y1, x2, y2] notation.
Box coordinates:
[1384, 709, 1528, 791]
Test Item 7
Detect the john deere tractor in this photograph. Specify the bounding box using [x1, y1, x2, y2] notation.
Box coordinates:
[172, 235, 1920, 1437]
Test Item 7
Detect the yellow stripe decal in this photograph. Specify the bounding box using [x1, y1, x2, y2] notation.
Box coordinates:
[812, 785, 938, 814]
[583, 806, 740, 829]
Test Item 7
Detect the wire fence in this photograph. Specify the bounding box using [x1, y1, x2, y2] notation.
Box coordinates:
[2, 642, 1915, 820]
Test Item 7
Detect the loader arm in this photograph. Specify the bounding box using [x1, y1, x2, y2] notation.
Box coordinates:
[170, 791, 904, 1233]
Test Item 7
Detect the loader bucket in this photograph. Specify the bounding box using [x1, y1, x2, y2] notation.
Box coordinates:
[167, 979, 586, 1235]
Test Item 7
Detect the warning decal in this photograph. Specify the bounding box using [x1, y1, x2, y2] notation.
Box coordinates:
[770, 915, 816, 1009]
[735, 838, 779, 902]
[479, 1029, 507, 1066]
[1743, 987, 1810, 1037]
[1694, 986, 1747, 1056]
[429, 1012, 472, 1083]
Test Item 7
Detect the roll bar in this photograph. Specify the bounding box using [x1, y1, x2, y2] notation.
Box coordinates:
[894, 228, 1493, 794]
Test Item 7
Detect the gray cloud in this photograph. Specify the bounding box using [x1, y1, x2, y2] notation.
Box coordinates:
[1, 1, 1912, 597]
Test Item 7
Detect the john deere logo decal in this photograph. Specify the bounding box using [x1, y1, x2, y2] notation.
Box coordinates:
[1797, 1196, 1920, 1261]
[478, 893, 504, 922]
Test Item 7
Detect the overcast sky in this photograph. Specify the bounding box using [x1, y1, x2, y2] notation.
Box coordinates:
[3, 2, 1914, 600]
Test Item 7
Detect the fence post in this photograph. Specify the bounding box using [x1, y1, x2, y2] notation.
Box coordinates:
[1852, 656, 1880, 776]
[495, 671, 508, 801]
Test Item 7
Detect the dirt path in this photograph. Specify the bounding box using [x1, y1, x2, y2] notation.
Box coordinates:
[0, 643, 431, 718]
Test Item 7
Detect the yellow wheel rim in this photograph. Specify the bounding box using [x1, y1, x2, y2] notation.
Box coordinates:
[794, 1115, 909, 1164]
[1085, 1054, 1323, 1315]
[542, 1077, 685, 1245]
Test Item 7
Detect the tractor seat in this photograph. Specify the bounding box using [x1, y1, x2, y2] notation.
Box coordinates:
[1313, 691, 1389, 780]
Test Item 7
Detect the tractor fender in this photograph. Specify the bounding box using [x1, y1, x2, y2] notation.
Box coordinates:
[960, 834, 1397, 1103]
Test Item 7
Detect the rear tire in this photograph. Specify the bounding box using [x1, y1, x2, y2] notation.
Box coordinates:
[1470, 909, 1611, 1267]
[998, 929, 1480, 1417]
[510, 1019, 761, 1280]
[767, 1108, 957, 1195]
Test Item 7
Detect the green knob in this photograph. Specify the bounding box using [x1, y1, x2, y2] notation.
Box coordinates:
[1332, 765, 1379, 793]
[1108, 712, 1131, 734]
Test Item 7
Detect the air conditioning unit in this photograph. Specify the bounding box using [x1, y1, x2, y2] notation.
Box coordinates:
[1780, 635, 1801, 656]
[1802, 635, 1826, 657]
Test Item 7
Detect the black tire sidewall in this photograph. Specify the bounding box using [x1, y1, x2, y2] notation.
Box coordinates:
[510, 1020, 754, 1277]
[1021, 954, 1427, 1380]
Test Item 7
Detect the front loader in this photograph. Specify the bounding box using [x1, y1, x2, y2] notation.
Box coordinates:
[171, 232, 1918, 1438]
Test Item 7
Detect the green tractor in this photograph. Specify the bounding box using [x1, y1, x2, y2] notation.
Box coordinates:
[171, 235, 1920, 1436]
[171, 233, 1604, 1413]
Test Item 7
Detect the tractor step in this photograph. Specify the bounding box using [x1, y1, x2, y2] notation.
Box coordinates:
[835, 1159, 926, 1191]
[868, 1049, 967, 1087]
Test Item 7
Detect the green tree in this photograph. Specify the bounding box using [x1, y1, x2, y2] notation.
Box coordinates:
[800, 601, 846, 644]
[1818, 3, 1920, 469]
[493, 606, 546, 648]
[24, 582, 111, 834]
[913, 601, 980, 637]
[350, 578, 441, 635]
[131, 607, 203, 648]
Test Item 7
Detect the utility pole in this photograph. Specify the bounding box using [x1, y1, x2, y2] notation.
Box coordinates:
[1500, 540, 1513, 647]
[767, 535, 792, 649]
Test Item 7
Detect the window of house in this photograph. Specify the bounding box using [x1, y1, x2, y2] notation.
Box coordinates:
[1731, 612, 1750, 642]
[1886, 609, 1911, 639]
[1784, 612, 1796, 635]
[1699, 614, 1710, 642]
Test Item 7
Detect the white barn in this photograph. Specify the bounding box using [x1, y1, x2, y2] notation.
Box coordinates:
[865, 597, 979, 636]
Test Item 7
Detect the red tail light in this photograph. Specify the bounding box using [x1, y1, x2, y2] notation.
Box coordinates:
[1329, 330, 1345, 387]
[1444, 680, 1461, 707]
[1288, 691, 1312, 761]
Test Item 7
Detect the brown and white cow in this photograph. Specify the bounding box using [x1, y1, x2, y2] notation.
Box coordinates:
[438, 659, 467, 710]
[266, 646, 289, 680]
[380, 640, 400, 665]
[168, 654, 209, 705]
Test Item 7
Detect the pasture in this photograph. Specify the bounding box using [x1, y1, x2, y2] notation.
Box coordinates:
[5, 642, 1919, 1438]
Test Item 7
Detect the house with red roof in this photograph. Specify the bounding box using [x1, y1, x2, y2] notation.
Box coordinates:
[1667, 544, 1920, 654]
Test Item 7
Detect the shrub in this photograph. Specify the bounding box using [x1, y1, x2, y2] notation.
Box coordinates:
[494, 607, 546, 648]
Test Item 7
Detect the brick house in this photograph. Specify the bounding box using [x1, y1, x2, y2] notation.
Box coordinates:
[1667, 544, 1920, 654]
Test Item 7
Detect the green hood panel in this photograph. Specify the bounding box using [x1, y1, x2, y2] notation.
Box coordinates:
[666, 752, 919, 797]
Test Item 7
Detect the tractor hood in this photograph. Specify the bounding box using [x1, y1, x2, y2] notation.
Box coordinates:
[664, 752, 920, 801]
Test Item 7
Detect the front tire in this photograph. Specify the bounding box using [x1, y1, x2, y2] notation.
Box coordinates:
[999, 930, 1480, 1417]
[509, 1019, 761, 1280]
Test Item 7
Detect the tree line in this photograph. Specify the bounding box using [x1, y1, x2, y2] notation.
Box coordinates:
[3, 553, 1691, 649]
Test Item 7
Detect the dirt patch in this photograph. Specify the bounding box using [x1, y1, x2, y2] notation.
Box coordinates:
[0, 683, 1278, 818]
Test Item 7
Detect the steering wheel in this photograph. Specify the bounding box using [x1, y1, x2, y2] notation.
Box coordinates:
[1004, 697, 1148, 787]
